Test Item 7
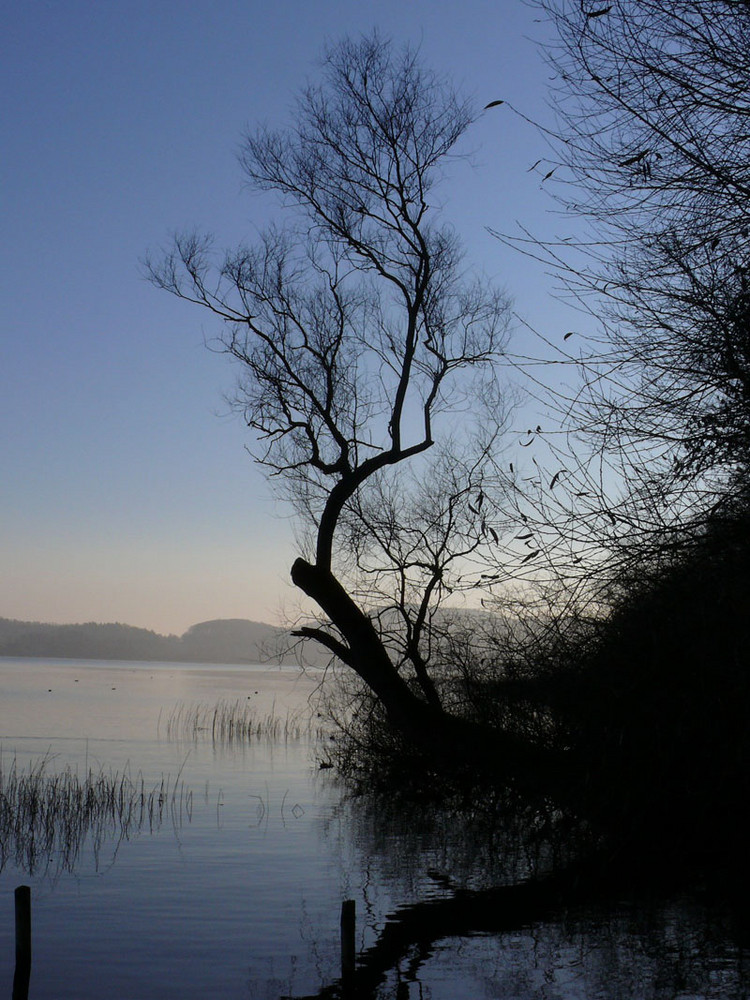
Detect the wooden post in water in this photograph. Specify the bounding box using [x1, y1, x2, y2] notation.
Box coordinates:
[340, 898, 355, 993]
[13, 885, 31, 1000]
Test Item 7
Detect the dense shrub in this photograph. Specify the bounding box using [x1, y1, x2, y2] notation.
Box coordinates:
[325, 503, 750, 866]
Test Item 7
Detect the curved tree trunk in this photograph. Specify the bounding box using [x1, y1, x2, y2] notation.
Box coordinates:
[291, 557, 564, 780]
[291, 557, 422, 724]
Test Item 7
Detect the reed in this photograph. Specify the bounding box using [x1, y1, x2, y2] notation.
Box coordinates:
[0, 752, 191, 876]
[163, 698, 324, 744]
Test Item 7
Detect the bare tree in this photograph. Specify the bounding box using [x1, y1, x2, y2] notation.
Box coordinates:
[499, 2, 750, 554]
[148, 35, 527, 752]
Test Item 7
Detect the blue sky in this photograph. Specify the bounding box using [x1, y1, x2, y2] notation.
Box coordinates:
[1, 1, 579, 634]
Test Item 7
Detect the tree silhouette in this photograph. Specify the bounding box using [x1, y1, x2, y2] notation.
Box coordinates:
[523, 0, 750, 528]
[148, 34, 532, 756]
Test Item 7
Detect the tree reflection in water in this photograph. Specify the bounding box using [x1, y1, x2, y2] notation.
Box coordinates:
[287, 786, 750, 1000]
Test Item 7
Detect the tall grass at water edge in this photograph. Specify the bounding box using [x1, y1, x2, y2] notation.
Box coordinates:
[0, 752, 192, 875]
[162, 698, 326, 744]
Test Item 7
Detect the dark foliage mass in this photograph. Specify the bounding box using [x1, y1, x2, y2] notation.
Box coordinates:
[524, 503, 750, 857]
[325, 499, 750, 878]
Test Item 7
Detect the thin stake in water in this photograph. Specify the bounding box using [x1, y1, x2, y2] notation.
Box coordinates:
[13, 885, 31, 1000]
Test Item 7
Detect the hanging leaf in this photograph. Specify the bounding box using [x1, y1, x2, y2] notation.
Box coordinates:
[618, 149, 649, 167]
[549, 470, 566, 489]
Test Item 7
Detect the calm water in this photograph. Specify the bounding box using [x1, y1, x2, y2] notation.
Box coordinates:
[1, 658, 748, 999]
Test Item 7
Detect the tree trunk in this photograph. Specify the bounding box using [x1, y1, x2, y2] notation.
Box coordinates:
[291, 557, 564, 781]
[291, 557, 427, 726]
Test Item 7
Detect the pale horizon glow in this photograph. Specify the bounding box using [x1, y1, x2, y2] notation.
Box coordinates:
[2, 2, 578, 635]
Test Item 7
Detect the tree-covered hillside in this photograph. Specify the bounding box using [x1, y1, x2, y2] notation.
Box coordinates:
[0, 617, 310, 665]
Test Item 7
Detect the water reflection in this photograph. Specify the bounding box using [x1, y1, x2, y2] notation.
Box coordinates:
[1, 661, 747, 999]
[290, 788, 750, 999]
[286, 882, 750, 999]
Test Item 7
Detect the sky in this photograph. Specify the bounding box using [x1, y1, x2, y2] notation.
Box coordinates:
[1, 1, 581, 635]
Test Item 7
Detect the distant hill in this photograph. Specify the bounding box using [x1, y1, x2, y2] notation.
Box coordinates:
[0, 616, 322, 666]
[179, 619, 287, 664]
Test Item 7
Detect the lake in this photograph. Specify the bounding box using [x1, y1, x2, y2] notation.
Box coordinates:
[1, 658, 748, 999]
